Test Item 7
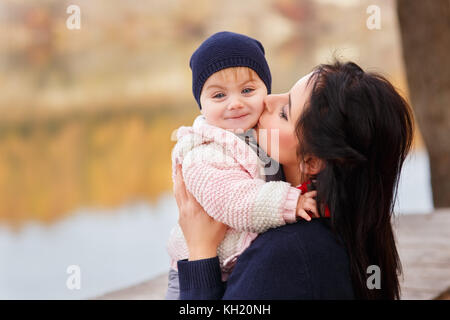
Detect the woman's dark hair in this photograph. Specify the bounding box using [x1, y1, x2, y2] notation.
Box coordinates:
[296, 61, 414, 299]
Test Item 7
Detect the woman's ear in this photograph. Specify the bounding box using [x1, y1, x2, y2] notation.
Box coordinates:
[302, 156, 325, 175]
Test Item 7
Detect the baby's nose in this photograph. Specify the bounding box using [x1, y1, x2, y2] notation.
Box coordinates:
[228, 98, 244, 110]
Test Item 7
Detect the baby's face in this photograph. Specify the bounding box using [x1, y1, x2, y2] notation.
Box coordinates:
[199, 67, 267, 131]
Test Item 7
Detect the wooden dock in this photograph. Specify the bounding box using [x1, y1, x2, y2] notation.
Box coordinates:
[395, 209, 450, 299]
[94, 210, 450, 300]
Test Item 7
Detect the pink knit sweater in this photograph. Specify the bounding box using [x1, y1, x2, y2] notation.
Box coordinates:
[167, 115, 301, 279]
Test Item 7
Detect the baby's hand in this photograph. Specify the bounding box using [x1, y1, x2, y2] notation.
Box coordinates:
[296, 191, 319, 221]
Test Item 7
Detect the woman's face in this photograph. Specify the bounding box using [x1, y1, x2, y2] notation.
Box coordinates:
[255, 73, 314, 166]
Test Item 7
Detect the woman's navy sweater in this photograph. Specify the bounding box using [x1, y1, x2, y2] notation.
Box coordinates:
[177, 218, 355, 299]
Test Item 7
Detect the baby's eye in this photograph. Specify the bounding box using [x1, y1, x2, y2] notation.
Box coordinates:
[242, 88, 254, 94]
[213, 93, 225, 99]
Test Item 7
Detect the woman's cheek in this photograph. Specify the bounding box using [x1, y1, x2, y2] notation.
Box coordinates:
[264, 127, 285, 163]
[278, 130, 298, 164]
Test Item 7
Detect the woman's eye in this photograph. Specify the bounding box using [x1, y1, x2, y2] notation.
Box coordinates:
[242, 88, 254, 94]
[279, 106, 288, 120]
[213, 93, 225, 99]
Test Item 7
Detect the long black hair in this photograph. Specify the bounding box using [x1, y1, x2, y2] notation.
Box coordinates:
[296, 61, 414, 299]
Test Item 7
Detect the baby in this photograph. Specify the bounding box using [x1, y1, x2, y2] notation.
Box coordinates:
[166, 31, 317, 299]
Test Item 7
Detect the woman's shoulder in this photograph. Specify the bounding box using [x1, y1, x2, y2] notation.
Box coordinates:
[226, 219, 354, 299]
[253, 219, 348, 263]
[229, 219, 338, 273]
[257, 218, 334, 241]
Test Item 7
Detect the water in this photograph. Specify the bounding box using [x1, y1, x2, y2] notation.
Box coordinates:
[0, 194, 178, 299]
[394, 150, 434, 215]
[0, 150, 434, 299]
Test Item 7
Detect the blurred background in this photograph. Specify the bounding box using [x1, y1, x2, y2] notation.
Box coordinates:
[0, 0, 447, 299]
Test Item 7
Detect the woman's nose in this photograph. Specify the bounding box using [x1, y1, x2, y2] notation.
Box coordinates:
[264, 93, 288, 114]
[263, 94, 279, 114]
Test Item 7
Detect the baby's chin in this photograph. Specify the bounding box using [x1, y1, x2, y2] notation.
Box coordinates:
[221, 117, 258, 132]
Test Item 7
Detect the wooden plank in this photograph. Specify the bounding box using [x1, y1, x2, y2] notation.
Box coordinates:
[395, 210, 450, 300]
[93, 273, 168, 300]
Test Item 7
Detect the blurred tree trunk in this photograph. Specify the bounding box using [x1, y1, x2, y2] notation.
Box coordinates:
[397, 0, 450, 208]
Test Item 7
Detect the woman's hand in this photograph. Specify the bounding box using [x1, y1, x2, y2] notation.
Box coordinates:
[173, 164, 228, 261]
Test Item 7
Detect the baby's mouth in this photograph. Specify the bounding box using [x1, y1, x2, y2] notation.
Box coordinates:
[227, 114, 249, 120]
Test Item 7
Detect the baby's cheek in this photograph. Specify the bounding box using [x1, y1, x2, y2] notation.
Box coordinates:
[252, 96, 265, 114]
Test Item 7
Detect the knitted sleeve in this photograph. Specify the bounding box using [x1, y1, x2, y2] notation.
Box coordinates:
[180, 143, 301, 233]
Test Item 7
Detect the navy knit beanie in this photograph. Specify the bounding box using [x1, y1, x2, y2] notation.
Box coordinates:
[190, 31, 272, 109]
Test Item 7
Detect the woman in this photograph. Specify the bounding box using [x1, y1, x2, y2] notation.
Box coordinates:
[173, 61, 414, 299]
